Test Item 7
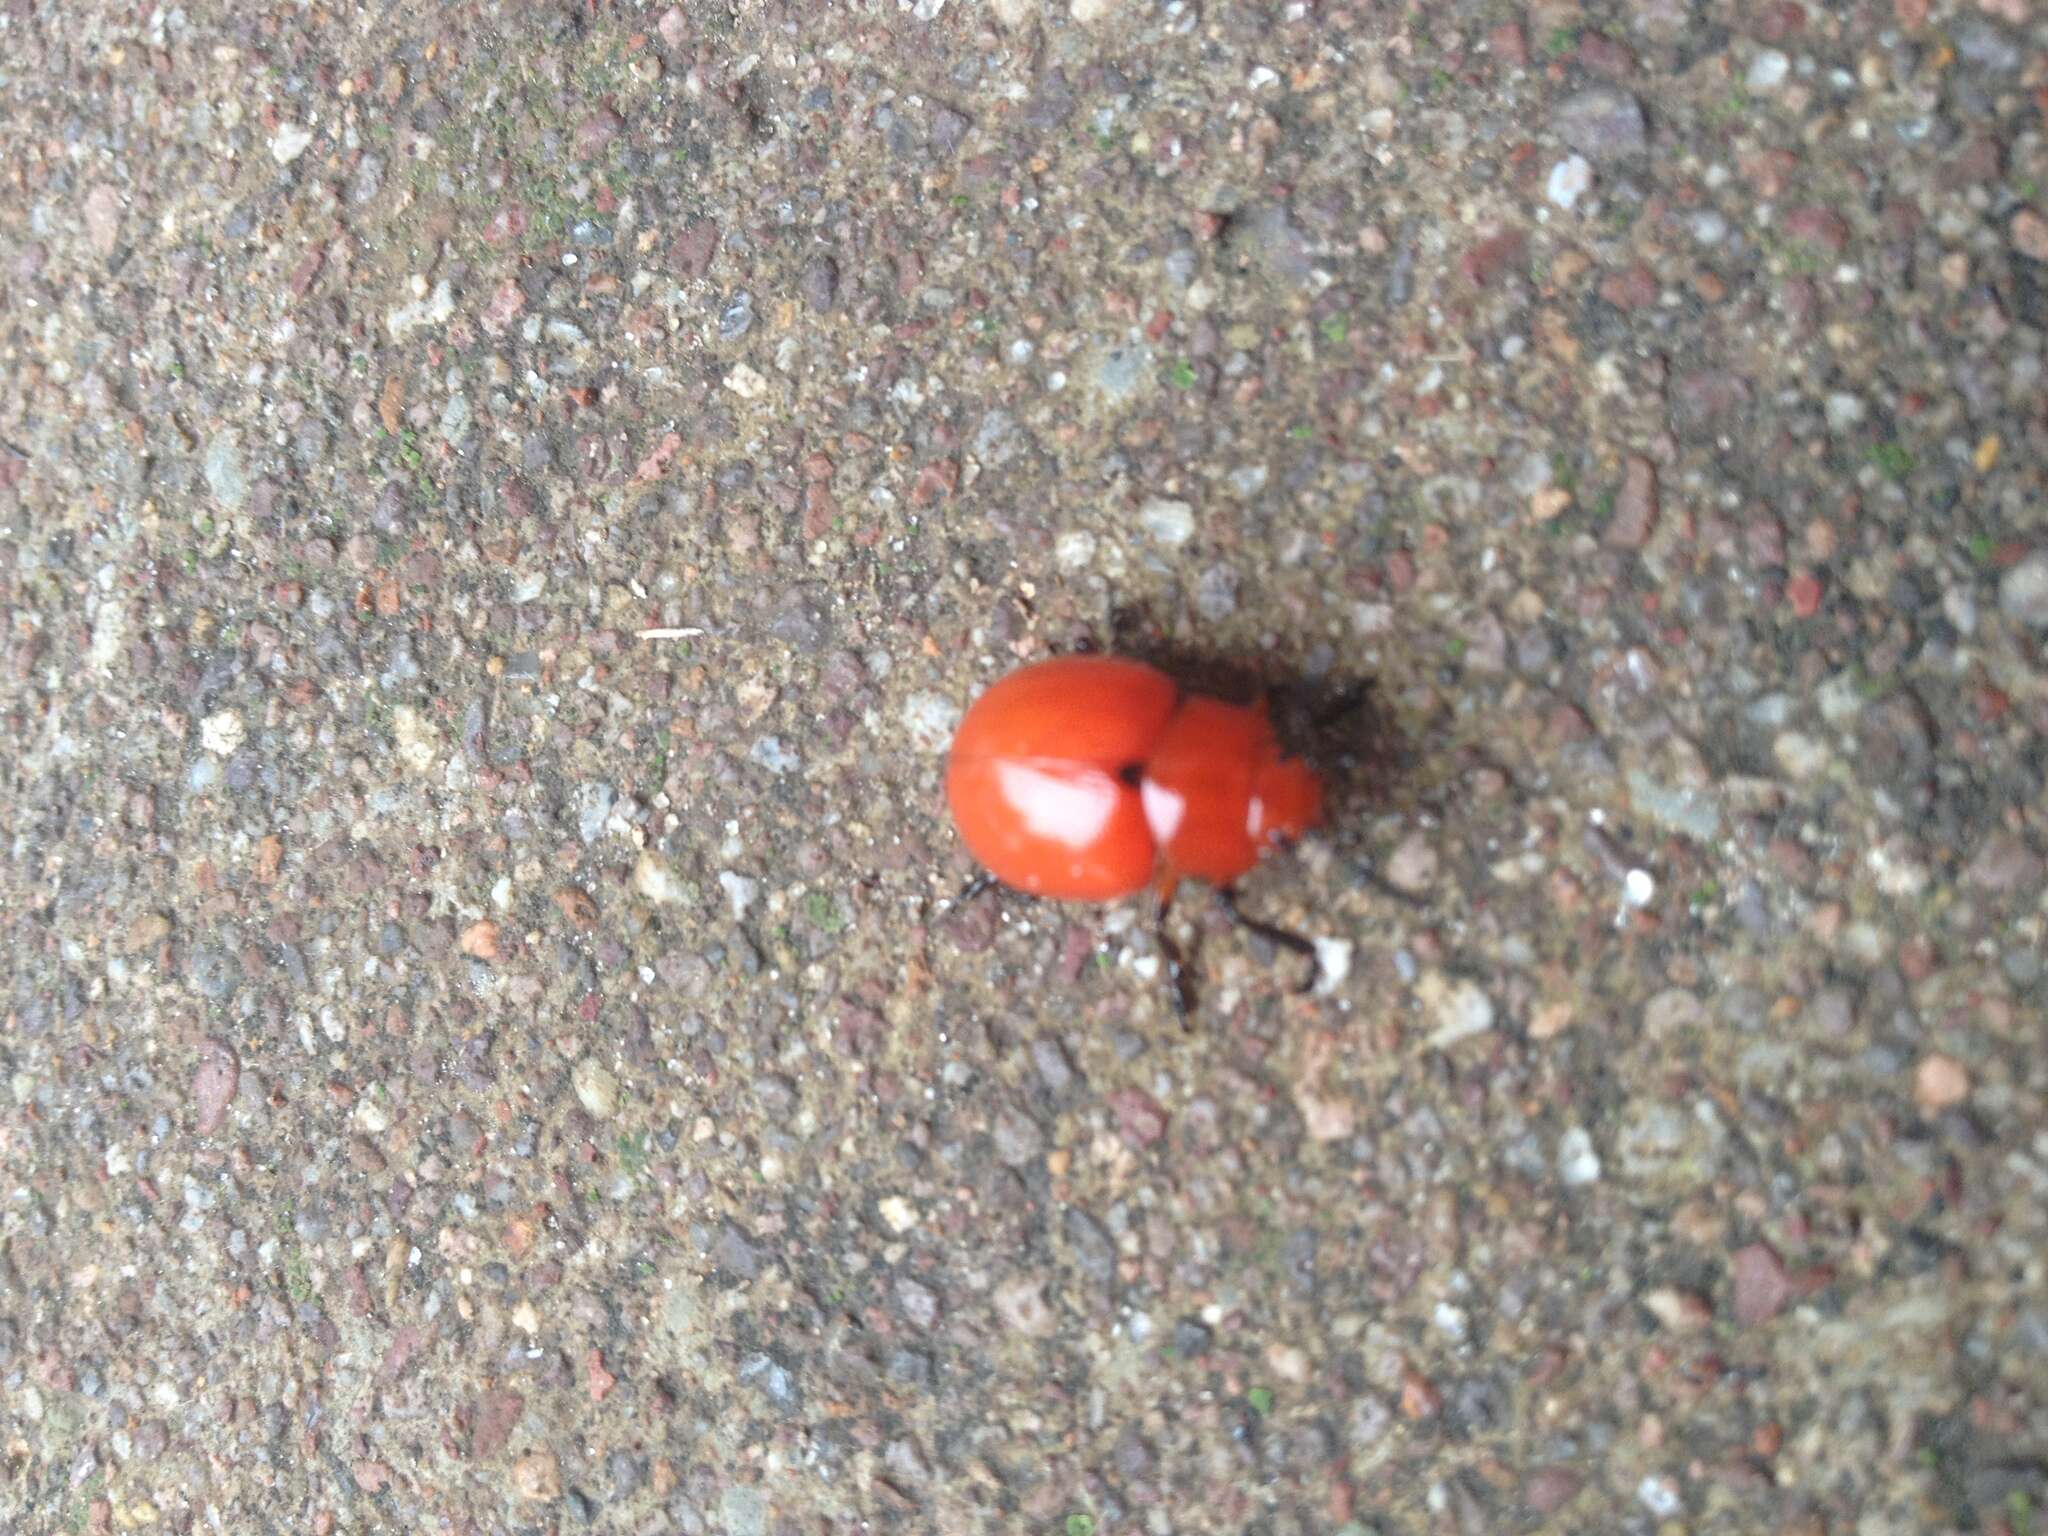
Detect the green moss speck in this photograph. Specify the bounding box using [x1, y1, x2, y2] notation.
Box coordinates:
[1867, 441, 1915, 481]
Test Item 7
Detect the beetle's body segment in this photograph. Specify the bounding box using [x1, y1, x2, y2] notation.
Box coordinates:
[944, 655, 1323, 902]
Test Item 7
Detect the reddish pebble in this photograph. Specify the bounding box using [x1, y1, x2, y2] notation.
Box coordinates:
[1399, 1364, 1442, 1419]
[1605, 456, 1660, 550]
[483, 205, 529, 246]
[1526, 1467, 1582, 1513]
[1576, 31, 1635, 77]
[1786, 571, 1823, 617]
[1107, 1088, 1170, 1147]
[352, 1460, 392, 1494]
[908, 459, 959, 508]
[1757, 2, 1806, 42]
[2011, 209, 2048, 264]
[587, 1347, 618, 1403]
[1057, 923, 1097, 981]
[192, 1040, 240, 1137]
[1913, 1053, 1970, 1114]
[1460, 229, 1528, 288]
[1599, 262, 1659, 310]
[1731, 1242, 1794, 1325]
[1784, 205, 1850, 255]
[470, 1387, 526, 1459]
[672, 218, 720, 278]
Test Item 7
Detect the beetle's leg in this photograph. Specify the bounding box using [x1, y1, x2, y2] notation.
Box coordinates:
[1312, 679, 1373, 730]
[951, 870, 998, 907]
[1153, 874, 1196, 1026]
[1352, 859, 1428, 909]
[1218, 888, 1319, 994]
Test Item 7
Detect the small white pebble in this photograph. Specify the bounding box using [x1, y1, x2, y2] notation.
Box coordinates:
[1313, 937, 1354, 996]
[1055, 530, 1099, 570]
[1637, 1476, 1683, 1518]
[633, 853, 684, 906]
[199, 709, 245, 757]
[722, 362, 769, 400]
[1557, 1127, 1603, 1186]
[717, 870, 759, 921]
[271, 123, 315, 164]
[1546, 154, 1593, 210]
[572, 1059, 619, 1120]
[1137, 498, 1196, 548]
[748, 736, 799, 775]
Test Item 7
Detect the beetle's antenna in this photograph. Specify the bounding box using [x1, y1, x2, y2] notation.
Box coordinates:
[1218, 888, 1318, 994]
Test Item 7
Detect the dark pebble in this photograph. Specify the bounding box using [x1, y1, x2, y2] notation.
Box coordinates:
[1064, 1207, 1117, 1285]
[930, 106, 970, 155]
[1552, 86, 1648, 163]
[719, 292, 754, 340]
[885, 1348, 933, 1387]
[800, 255, 839, 312]
[1030, 1037, 1076, 1093]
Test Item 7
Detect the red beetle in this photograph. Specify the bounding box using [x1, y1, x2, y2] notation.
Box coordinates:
[944, 655, 1324, 1010]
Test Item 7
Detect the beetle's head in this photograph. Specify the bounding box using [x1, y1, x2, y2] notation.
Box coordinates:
[1248, 753, 1323, 848]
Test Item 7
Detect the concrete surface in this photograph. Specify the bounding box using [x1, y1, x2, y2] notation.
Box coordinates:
[2, 1, 2046, 1533]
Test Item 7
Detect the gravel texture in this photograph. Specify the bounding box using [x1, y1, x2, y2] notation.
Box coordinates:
[4, 2, 2048, 1533]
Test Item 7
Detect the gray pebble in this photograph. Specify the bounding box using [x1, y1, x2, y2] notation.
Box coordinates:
[886, 1348, 933, 1386]
[719, 292, 754, 340]
[737, 1350, 799, 1409]
[1997, 552, 2048, 628]
[1030, 1037, 1076, 1093]
[992, 1105, 1045, 1166]
[1953, 19, 2020, 72]
[575, 782, 616, 843]
[1552, 86, 1648, 163]
[1193, 564, 1239, 621]
[187, 945, 241, 1002]
[799, 255, 838, 312]
[607, 1452, 645, 1501]
[895, 1275, 939, 1329]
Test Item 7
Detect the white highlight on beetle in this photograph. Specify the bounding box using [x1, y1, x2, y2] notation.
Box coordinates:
[995, 761, 1118, 848]
[1139, 779, 1186, 845]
